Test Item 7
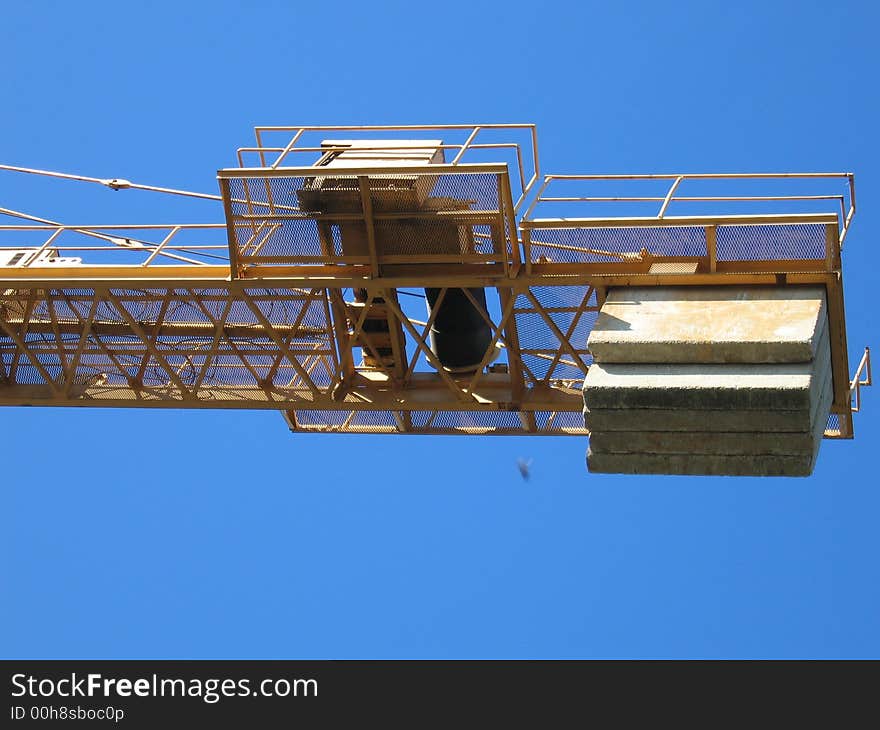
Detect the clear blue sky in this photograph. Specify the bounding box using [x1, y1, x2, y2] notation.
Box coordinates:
[1, 0, 877, 658]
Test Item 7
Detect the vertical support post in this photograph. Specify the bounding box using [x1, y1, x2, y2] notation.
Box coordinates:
[657, 176, 684, 218]
[825, 273, 852, 436]
[358, 176, 380, 278]
[498, 172, 520, 275]
[705, 225, 717, 273]
[825, 222, 840, 273]
[220, 178, 243, 279]
[318, 221, 357, 392]
[498, 285, 531, 430]
[522, 228, 533, 276]
[382, 288, 407, 382]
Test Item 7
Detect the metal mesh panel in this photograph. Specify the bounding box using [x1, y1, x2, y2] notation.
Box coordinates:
[243, 218, 338, 262]
[289, 408, 588, 435]
[430, 409, 525, 431]
[228, 175, 310, 216]
[716, 223, 826, 261]
[513, 286, 594, 383]
[14, 363, 42, 385]
[525, 223, 828, 265]
[535, 411, 586, 432]
[527, 226, 706, 264]
[824, 412, 842, 438]
[224, 170, 512, 269]
[293, 410, 399, 432]
[429, 173, 501, 213]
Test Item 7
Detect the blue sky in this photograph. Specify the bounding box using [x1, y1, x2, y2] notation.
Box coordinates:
[1, 0, 877, 658]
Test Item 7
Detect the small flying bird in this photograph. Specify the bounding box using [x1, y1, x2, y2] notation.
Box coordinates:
[517, 458, 533, 481]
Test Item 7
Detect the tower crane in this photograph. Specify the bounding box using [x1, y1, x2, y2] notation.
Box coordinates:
[0, 124, 870, 475]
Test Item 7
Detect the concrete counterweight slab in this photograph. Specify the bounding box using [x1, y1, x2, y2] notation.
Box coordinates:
[588, 285, 828, 364]
[582, 284, 833, 477]
[582, 330, 829, 411]
[585, 450, 816, 477]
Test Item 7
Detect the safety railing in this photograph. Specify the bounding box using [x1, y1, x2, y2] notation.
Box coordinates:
[235, 123, 540, 215]
[218, 163, 520, 278]
[850, 347, 872, 413]
[517, 173, 855, 275]
[0, 223, 230, 268]
[522, 172, 856, 247]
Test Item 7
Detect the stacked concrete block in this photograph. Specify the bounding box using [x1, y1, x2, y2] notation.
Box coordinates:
[583, 286, 832, 477]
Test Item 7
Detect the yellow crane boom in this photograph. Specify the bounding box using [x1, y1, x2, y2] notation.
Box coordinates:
[0, 124, 869, 445]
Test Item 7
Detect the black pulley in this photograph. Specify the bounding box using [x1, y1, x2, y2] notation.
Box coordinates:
[424, 287, 493, 373]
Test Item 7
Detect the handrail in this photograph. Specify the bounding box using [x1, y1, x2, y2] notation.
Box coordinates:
[850, 347, 872, 413]
[243, 123, 540, 215]
[522, 212, 839, 229]
[0, 222, 229, 268]
[522, 172, 856, 246]
[217, 162, 509, 178]
[657, 176, 684, 218]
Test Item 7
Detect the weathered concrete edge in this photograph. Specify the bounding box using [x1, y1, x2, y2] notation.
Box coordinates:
[585, 450, 813, 477]
[588, 286, 829, 365]
[583, 330, 830, 411]
[584, 364, 831, 433]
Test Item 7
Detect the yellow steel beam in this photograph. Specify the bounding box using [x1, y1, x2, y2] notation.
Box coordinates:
[522, 212, 839, 229]
[0, 377, 583, 411]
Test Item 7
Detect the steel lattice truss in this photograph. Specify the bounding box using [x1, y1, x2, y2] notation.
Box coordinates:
[0, 282, 593, 435]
